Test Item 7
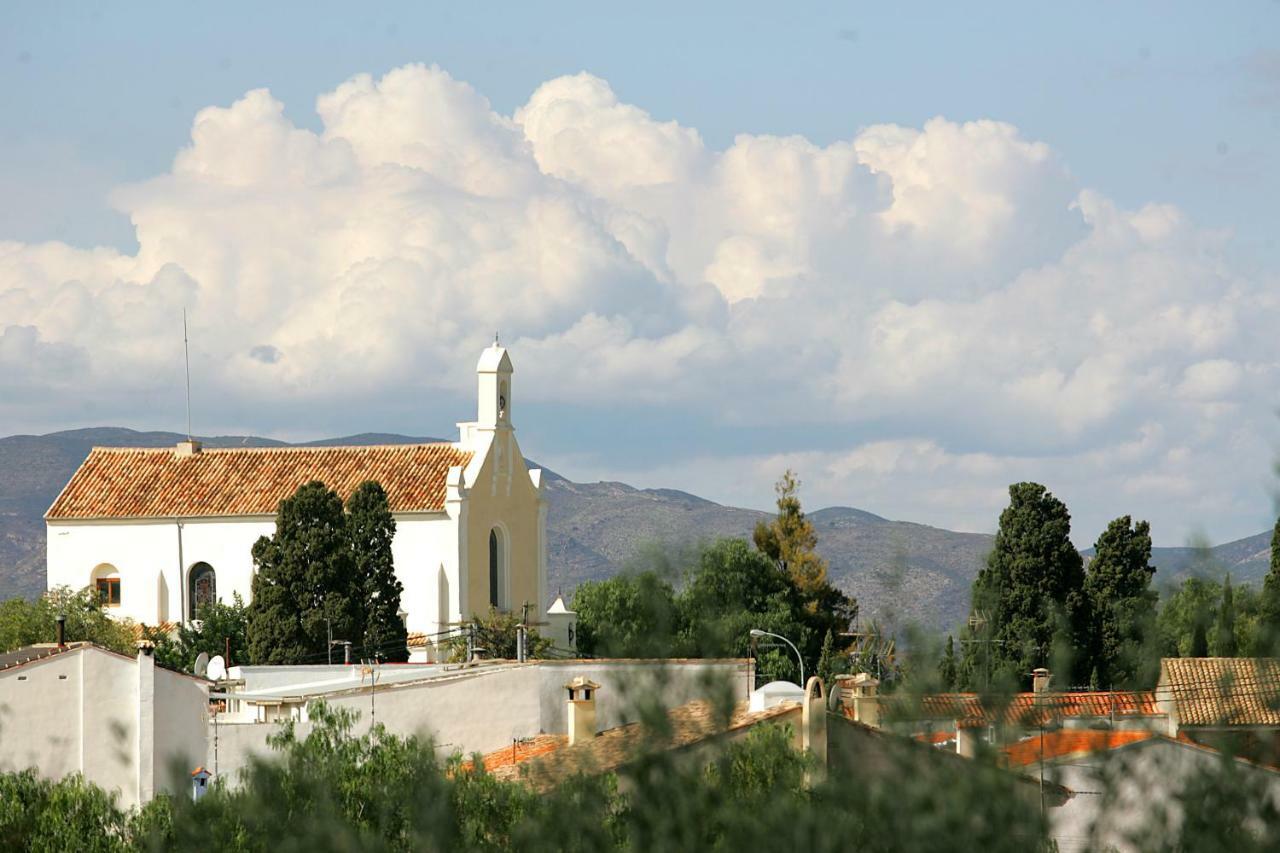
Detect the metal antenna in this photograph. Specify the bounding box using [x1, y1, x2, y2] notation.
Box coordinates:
[494, 331, 500, 346]
[182, 309, 193, 441]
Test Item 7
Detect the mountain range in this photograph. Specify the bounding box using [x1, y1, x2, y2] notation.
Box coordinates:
[1, 428, 1273, 633]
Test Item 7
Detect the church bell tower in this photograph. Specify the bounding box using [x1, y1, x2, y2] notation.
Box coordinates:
[476, 338, 513, 429]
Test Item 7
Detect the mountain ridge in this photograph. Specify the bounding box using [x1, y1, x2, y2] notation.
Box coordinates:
[1, 428, 1273, 633]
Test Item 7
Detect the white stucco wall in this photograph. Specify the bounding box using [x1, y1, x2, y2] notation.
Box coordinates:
[1038, 740, 1280, 852]
[0, 646, 209, 810]
[207, 659, 749, 783]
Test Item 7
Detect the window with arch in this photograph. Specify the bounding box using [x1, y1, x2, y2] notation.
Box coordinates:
[489, 528, 504, 609]
[92, 563, 121, 607]
[188, 562, 216, 619]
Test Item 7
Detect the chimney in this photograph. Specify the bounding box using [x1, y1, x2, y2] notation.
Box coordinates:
[175, 439, 202, 457]
[565, 677, 600, 746]
[55, 614, 66, 649]
[837, 672, 881, 729]
[1032, 668, 1051, 703]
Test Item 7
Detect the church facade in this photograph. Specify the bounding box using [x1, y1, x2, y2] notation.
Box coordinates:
[45, 344, 548, 643]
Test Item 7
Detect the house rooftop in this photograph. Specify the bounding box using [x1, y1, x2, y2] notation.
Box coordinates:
[1000, 729, 1155, 767]
[1160, 657, 1280, 727]
[902, 690, 1163, 728]
[46, 443, 473, 521]
[478, 698, 800, 789]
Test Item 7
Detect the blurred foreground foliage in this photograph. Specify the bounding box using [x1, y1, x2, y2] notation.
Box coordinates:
[4, 693, 1279, 851]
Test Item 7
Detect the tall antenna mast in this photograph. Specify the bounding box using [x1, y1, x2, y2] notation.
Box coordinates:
[183, 309, 193, 441]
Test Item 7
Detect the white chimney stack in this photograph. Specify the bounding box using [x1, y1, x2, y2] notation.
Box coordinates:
[1032, 667, 1051, 704]
[565, 676, 600, 746]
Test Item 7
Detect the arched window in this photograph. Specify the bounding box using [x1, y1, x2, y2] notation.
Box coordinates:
[188, 562, 216, 620]
[91, 563, 120, 607]
[489, 528, 504, 609]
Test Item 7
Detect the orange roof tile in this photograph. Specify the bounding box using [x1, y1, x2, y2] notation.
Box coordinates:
[466, 735, 568, 773]
[47, 444, 472, 520]
[1161, 658, 1280, 727]
[906, 691, 1162, 728]
[487, 699, 801, 789]
[1001, 729, 1154, 766]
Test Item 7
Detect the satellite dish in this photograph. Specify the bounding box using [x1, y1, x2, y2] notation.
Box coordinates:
[206, 655, 226, 681]
[194, 652, 209, 678]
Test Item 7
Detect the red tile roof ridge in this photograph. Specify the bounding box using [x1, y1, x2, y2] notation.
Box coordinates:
[1001, 729, 1155, 766]
[85, 441, 457, 454]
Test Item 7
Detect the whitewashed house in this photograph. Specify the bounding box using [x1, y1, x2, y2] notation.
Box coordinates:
[45, 343, 548, 641]
[0, 641, 210, 809]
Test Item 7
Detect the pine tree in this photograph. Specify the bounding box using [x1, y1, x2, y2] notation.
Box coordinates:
[247, 481, 362, 664]
[753, 470, 829, 596]
[1083, 516, 1157, 687]
[938, 635, 958, 690]
[347, 481, 408, 663]
[817, 629, 838, 686]
[1215, 574, 1238, 657]
[960, 483, 1088, 688]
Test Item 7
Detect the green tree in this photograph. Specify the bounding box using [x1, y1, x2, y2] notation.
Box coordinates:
[938, 635, 958, 690]
[1159, 577, 1220, 657]
[962, 482, 1088, 688]
[1215, 575, 1238, 657]
[347, 480, 408, 663]
[572, 571, 684, 658]
[444, 606, 552, 661]
[1259, 516, 1280, 653]
[147, 593, 249, 672]
[247, 481, 362, 664]
[0, 587, 135, 656]
[1084, 516, 1158, 687]
[752, 470, 829, 596]
[0, 770, 129, 852]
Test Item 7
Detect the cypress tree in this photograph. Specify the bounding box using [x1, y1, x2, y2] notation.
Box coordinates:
[1083, 516, 1157, 687]
[938, 635, 958, 690]
[248, 481, 361, 664]
[347, 480, 408, 663]
[1190, 620, 1210, 657]
[961, 483, 1088, 687]
[1259, 517, 1280, 653]
[1215, 575, 1237, 657]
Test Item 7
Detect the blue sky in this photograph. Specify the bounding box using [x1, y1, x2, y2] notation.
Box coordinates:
[2, 2, 1278, 545]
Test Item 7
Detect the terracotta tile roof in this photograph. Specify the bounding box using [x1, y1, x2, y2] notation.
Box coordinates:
[1161, 657, 1280, 727]
[1000, 729, 1154, 767]
[487, 699, 801, 789]
[906, 691, 1162, 728]
[131, 622, 179, 642]
[466, 734, 568, 773]
[47, 443, 472, 520]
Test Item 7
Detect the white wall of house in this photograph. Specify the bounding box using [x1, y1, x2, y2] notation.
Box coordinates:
[0, 646, 209, 810]
[1033, 739, 1280, 853]
[207, 659, 749, 783]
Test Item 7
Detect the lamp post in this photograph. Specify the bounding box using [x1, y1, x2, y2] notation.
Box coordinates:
[749, 628, 804, 688]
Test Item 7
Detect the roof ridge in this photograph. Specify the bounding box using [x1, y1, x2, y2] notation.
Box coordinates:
[88, 441, 459, 454]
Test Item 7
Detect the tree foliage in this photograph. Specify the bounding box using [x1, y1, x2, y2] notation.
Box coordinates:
[962, 483, 1088, 688]
[0, 586, 136, 656]
[444, 606, 552, 662]
[752, 470, 829, 596]
[1083, 516, 1158, 688]
[247, 479, 409, 665]
[1259, 515, 1280, 653]
[1215, 575, 1238, 657]
[146, 594, 249, 673]
[572, 570, 684, 659]
[347, 481, 408, 663]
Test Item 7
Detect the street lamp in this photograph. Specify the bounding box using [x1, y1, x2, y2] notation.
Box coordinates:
[749, 628, 804, 688]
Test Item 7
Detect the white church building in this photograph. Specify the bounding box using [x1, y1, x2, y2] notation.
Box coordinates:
[45, 344, 548, 642]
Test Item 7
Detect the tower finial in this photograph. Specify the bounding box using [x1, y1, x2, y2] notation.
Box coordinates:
[494, 331, 500, 347]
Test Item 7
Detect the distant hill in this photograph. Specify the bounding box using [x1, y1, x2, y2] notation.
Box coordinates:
[1, 428, 1273, 633]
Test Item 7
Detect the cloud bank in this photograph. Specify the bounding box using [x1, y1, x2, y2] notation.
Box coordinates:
[2, 63, 1275, 543]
